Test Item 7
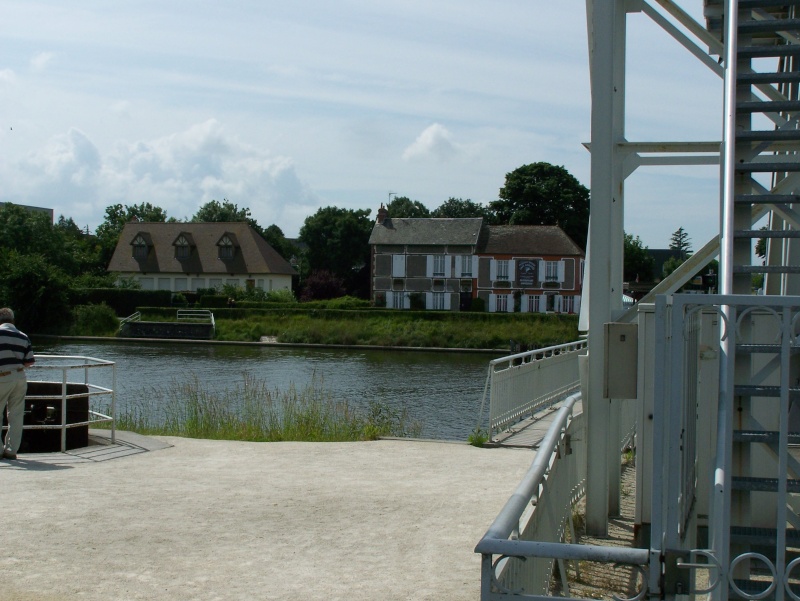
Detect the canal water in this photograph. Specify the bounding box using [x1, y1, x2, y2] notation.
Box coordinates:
[33, 340, 503, 441]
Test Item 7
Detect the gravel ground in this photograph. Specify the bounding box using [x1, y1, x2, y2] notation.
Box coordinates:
[1, 436, 534, 601]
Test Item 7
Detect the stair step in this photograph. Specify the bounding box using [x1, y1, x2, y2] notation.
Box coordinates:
[738, 71, 800, 85]
[733, 430, 800, 444]
[732, 476, 800, 492]
[735, 161, 800, 172]
[739, 18, 800, 34]
[738, 45, 800, 59]
[737, 99, 800, 113]
[734, 265, 800, 274]
[736, 343, 800, 353]
[737, 0, 800, 8]
[737, 129, 800, 142]
[731, 525, 800, 546]
[734, 229, 800, 238]
[733, 384, 800, 396]
[734, 193, 800, 203]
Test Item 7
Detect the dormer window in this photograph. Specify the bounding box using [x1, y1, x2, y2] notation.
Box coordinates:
[131, 234, 150, 260]
[217, 234, 237, 260]
[173, 233, 194, 260]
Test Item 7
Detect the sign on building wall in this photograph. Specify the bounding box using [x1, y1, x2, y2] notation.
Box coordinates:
[517, 259, 538, 287]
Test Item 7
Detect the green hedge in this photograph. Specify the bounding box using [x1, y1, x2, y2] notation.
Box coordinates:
[72, 288, 173, 316]
[138, 305, 578, 325]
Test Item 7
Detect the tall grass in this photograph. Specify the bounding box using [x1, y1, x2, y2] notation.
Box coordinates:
[110, 374, 422, 442]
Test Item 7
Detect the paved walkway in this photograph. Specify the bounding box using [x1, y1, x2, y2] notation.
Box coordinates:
[1, 432, 536, 601]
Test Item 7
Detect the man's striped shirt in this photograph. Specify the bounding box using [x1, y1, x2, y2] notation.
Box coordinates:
[0, 323, 34, 369]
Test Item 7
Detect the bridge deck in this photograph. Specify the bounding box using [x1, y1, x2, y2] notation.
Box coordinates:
[491, 398, 584, 448]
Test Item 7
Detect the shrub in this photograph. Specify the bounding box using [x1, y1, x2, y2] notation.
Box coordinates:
[266, 288, 297, 303]
[300, 270, 346, 301]
[71, 304, 120, 336]
[470, 297, 486, 312]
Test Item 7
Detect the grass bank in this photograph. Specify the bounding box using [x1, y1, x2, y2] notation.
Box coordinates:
[133, 308, 579, 349]
[103, 374, 421, 442]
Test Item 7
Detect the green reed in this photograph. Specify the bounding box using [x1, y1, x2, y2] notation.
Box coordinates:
[108, 374, 422, 442]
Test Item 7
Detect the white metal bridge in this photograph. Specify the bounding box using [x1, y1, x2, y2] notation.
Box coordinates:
[476, 2, 800, 600]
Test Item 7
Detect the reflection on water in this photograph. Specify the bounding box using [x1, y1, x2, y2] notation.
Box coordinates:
[33, 339, 501, 440]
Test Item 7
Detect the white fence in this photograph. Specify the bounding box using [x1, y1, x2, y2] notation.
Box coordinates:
[482, 340, 587, 438]
[476, 392, 646, 600]
[20, 355, 116, 452]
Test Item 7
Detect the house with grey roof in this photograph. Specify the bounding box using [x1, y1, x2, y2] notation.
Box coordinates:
[368, 205, 584, 313]
[107, 222, 297, 293]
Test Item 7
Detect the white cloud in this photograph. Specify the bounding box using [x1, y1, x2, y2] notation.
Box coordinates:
[0, 69, 16, 84]
[402, 123, 460, 162]
[3, 120, 317, 233]
[30, 51, 55, 72]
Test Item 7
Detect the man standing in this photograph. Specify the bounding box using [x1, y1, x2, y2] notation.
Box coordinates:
[0, 308, 35, 460]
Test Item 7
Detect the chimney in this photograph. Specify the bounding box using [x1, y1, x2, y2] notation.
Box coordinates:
[376, 204, 389, 225]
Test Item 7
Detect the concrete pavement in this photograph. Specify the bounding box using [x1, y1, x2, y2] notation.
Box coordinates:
[1, 432, 535, 601]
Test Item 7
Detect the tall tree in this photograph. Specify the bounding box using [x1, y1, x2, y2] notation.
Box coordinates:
[431, 197, 490, 219]
[299, 207, 373, 297]
[669, 227, 692, 259]
[192, 199, 252, 224]
[624, 233, 655, 282]
[489, 162, 590, 249]
[386, 196, 430, 218]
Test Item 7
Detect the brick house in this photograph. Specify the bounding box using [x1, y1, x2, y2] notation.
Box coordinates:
[107, 222, 297, 293]
[368, 206, 584, 313]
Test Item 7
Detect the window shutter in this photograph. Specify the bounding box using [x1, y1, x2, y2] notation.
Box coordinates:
[472, 256, 479, 277]
[538, 260, 546, 283]
[520, 294, 529, 312]
[489, 260, 497, 281]
[426, 256, 434, 278]
[403, 294, 410, 309]
[557, 261, 566, 282]
[386, 291, 393, 309]
[392, 255, 406, 277]
[489, 294, 497, 313]
[446, 293, 452, 310]
[555, 295, 563, 313]
[574, 295, 582, 314]
[508, 260, 516, 283]
[425, 292, 433, 310]
[507, 296, 514, 313]
[444, 255, 452, 278]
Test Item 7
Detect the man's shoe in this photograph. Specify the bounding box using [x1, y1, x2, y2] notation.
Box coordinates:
[2, 450, 17, 460]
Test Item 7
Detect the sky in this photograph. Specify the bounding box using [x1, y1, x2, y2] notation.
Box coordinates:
[1, 1, 723, 250]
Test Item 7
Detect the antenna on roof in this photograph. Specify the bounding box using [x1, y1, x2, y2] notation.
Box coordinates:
[388, 191, 397, 203]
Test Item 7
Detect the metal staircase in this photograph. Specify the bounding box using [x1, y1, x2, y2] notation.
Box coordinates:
[720, 0, 800, 292]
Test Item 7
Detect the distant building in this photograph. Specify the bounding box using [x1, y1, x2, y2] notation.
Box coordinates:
[368, 206, 584, 313]
[0, 202, 54, 222]
[107, 222, 297, 293]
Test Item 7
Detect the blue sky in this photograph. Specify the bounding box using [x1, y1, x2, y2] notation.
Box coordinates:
[1, 1, 722, 249]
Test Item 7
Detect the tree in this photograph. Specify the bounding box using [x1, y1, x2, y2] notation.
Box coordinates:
[262, 224, 298, 262]
[431, 197, 490, 219]
[298, 207, 373, 297]
[489, 162, 590, 249]
[0, 250, 71, 332]
[192, 199, 252, 224]
[669, 227, 692, 259]
[624, 233, 655, 282]
[386, 196, 430, 218]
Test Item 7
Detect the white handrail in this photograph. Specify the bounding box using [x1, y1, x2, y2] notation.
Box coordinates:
[482, 340, 587, 437]
[16, 354, 116, 451]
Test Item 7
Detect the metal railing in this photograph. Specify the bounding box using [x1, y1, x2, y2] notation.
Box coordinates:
[475, 392, 649, 600]
[19, 355, 116, 452]
[480, 340, 586, 439]
[119, 311, 141, 327]
[176, 309, 215, 333]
